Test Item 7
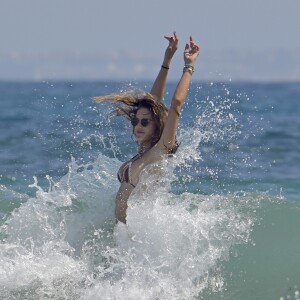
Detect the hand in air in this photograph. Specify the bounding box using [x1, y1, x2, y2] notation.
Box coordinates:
[164, 32, 179, 61]
[184, 36, 200, 65]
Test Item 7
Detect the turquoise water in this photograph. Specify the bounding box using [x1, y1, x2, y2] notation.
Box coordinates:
[0, 81, 299, 299]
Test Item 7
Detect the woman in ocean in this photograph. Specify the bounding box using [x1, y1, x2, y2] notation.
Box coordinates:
[93, 32, 200, 224]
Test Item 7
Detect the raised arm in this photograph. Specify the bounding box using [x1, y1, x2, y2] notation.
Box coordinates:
[150, 32, 179, 101]
[159, 36, 200, 150]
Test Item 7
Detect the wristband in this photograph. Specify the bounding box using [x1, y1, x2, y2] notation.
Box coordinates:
[161, 65, 169, 70]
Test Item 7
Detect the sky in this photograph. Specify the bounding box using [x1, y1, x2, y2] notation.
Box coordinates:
[1, 0, 300, 81]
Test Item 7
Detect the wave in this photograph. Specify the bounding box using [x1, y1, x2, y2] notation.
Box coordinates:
[1, 150, 280, 299]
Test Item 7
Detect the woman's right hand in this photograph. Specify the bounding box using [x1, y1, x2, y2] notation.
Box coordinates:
[163, 32, 179, 66]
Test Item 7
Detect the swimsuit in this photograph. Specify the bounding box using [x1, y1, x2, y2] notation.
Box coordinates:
[117, 142, 180, 187]
[117, 161, 135, 187]
[117, 154, 141, 187]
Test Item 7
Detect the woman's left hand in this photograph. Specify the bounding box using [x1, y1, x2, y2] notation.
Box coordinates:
[184, 36, 200, 66]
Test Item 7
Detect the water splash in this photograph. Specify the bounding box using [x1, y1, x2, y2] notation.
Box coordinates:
[0, 83, 265, 299]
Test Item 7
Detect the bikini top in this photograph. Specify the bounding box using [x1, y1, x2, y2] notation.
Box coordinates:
[117, 142, 180, 187]
[117, 154, 141, 187]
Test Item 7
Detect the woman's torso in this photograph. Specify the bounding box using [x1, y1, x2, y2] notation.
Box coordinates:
[118, 144, 164, 188]
[115, 145, 166, 222]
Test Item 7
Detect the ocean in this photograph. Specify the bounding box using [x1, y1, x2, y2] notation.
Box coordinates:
[0, 80, 299, 300]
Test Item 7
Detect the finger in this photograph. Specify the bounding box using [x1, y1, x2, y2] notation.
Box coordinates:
[190, 36, 199, 48]
[190, 36, 195, 47]
[173, 31, 179, 41]
[165, 37, 175, 46]
[192, 43, 200, 52]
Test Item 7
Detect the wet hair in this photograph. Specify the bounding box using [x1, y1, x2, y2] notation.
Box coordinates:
[93, 91, 169, 147]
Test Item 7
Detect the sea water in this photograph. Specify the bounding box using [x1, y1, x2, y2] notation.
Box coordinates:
[0, 81, 299, 299]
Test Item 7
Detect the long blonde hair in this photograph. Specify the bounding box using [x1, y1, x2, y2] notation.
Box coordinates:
[93, 91, 169, 147]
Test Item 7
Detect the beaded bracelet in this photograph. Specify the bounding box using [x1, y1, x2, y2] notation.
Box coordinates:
[183, 64, 194, 75]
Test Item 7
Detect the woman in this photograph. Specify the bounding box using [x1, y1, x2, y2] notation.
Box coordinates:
[94, 33, 200, 224]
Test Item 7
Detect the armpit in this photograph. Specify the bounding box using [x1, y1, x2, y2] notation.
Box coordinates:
[163, 139, 180, 154]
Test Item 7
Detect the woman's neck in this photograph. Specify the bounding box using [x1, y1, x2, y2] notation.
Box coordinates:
[138, 142, 151, 154]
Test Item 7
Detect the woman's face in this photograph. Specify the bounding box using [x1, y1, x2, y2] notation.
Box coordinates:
[133, 107, 157, 146]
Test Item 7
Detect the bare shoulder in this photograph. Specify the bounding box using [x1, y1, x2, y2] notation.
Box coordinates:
[144, 143, 168, 165]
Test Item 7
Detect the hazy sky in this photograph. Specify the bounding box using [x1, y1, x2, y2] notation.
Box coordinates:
[1, 0, 300, 81]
